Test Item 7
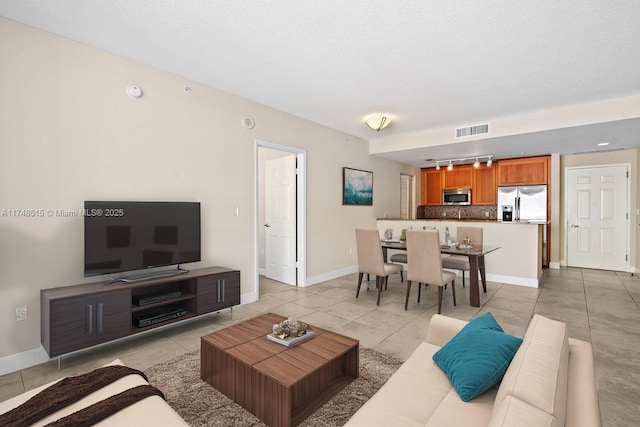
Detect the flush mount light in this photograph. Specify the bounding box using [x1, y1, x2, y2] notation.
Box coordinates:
[364, 114, 392, 131]
[597, 142, 610, 146]
[126, 84, 143, 99]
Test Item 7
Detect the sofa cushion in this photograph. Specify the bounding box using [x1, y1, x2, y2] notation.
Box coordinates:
[489, 395, 561, 427]
[432, 312, 523, 402]
[344, 342, 453, 427]
[492, 314, 569, 425]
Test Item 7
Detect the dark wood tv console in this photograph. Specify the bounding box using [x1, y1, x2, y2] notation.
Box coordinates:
[41, 266, 240, 358]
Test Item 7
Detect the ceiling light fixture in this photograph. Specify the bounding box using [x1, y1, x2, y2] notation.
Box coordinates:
[430, 155, 494, 169]
[364, 114, 392, 131]
[597, 142, 610, 146]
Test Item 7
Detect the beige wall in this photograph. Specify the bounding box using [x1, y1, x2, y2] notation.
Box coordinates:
[559, 150, 638, 270]
[0, 18, 418, 367]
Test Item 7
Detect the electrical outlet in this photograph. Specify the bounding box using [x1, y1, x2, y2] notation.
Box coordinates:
[485, 211, 490, 217]
[16, 305, 27, 321]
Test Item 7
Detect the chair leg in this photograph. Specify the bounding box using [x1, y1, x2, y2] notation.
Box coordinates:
[451, 280, 457, 306]
[462, 270, 466, 288]
[385, 276, 389, 290]
[418, 282, 422, 303]
[356, 273, 363, 298]
[437, 287, 443, 314]
[405, 280, 412, 310]
[400, 270, 404, 282]
[376, 276, 384, 306]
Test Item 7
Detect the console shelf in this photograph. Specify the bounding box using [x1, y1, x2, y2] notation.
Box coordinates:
[41, 266, 240, 357]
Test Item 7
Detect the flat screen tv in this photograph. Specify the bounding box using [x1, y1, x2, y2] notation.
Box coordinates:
[84, 201, 201, 278]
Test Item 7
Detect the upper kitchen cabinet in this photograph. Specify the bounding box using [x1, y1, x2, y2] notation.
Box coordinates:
[421, 168, 442, 205]
[442, 165, 473, 189]
[497, 156, 550, 186]
[472, 165, 497, 205]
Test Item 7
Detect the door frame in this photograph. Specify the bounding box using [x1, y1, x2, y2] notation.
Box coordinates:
[255, 140, 307, 294]
[563, 163, 630, 271]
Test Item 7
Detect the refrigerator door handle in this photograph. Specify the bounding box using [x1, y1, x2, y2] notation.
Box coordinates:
[515, 197, 520, 221]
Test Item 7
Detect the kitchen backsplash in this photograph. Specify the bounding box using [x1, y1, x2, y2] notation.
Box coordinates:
[418, 205, 498, 220]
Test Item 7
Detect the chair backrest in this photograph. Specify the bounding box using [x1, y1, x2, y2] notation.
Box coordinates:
[355, 229, 385, 276]
[406, 230, 447, 286]
[457, 226, 483, 247]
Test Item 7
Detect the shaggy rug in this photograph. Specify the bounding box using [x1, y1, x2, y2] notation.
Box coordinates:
[144, 347, 403, 426]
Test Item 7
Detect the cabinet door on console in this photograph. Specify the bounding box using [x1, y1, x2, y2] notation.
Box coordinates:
[48, 289, 130, 357]
[95, 290, 131, 344]
[196, 271, 241, 314]
[49, 295, 98, 356]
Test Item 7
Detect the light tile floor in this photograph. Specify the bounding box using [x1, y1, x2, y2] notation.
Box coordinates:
[1, 268, 639, 426]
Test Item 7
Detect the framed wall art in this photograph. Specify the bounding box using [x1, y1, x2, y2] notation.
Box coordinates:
[342, 167, 373, 206]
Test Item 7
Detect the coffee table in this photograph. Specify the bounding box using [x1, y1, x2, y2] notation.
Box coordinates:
[201, 313, 359, 427]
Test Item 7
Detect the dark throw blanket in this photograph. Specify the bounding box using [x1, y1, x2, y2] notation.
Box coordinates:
[0, 365, 165, 427]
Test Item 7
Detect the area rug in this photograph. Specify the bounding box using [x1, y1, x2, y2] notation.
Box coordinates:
[144, 347, 403, 426]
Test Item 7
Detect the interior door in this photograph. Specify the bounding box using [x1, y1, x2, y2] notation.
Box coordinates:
[265, 155, 297, 285]
[566, 165, 628, 271]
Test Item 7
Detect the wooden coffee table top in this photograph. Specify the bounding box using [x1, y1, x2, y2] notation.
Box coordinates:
[201, 313, 359, 387]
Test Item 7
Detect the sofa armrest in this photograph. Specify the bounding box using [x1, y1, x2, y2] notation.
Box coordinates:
[426, 314, 468, 347]
[565, 338, 601, 427]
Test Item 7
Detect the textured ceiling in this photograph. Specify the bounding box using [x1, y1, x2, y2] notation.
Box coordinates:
[2, 1, 640, 165]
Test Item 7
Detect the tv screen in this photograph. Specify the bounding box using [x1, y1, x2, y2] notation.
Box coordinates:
[84, 201, 201, 277]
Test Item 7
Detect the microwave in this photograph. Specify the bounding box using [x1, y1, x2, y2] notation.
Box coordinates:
[442, 189, 471, 205]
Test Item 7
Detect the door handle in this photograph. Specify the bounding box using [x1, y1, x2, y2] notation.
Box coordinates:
[264, 223, 271, 227]
[570, 224, 580, 228]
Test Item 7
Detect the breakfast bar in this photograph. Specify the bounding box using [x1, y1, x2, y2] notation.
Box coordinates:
[377, 219, 544, 287]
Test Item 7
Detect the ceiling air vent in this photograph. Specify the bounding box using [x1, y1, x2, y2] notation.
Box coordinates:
[455, 123, 490, 138]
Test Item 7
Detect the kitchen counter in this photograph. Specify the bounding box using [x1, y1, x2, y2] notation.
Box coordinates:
[377, 219, 544, 287]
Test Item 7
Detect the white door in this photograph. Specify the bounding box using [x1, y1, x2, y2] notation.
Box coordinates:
[566, 165, 628, 271]
[265, 155, 297, 285]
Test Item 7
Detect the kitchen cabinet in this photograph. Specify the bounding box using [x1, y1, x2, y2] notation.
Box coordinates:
[472, 165, 497, 205]
[497, 156, 549, 186]
[421, 168, 442, 205]
[442, 165, 473, 189]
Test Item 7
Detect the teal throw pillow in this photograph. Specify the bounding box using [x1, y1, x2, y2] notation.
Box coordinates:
[432, 312, 522, 402]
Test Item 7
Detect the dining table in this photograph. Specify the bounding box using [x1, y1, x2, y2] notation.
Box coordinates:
[380, 240, 500, 307]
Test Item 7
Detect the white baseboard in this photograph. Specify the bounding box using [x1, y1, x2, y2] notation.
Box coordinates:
[0, 346, 50, 376]
[302, 265, 359, 287]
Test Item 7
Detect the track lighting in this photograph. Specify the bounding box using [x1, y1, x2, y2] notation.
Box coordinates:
[429, 155, 494, 170]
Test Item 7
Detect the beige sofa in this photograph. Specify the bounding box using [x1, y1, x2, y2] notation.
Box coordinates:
[0, 359, 188, 426]
[346, 314, 601, 427]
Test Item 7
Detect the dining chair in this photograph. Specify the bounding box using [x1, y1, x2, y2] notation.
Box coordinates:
[405, 230, 457, 313]
[389, 253, 407, 282]
[441, 226, 486, 292]
[355, 229, 403, 305]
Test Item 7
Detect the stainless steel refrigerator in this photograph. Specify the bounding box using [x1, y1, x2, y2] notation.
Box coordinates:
[497, 185, 547, 222]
